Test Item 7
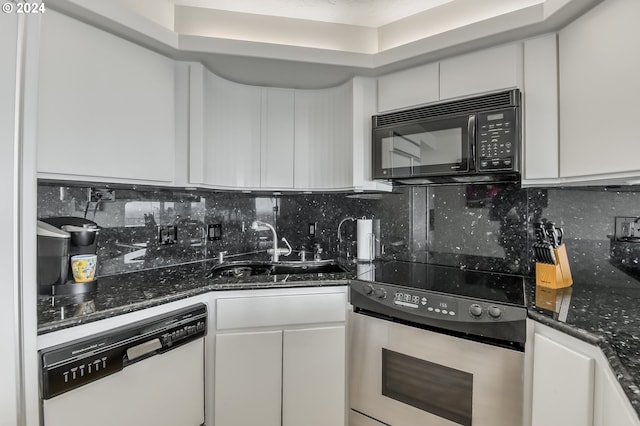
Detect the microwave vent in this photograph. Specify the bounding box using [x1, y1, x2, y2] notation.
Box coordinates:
[375, 89, 520, 128]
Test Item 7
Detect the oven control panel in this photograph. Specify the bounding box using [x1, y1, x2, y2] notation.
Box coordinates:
[350, 280, 527, 344]
[392, 290, 460, 318]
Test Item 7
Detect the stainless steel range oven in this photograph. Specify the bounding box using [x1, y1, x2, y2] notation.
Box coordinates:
[349, 261, 526, 426]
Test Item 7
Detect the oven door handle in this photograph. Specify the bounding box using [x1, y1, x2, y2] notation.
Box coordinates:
[468, 114, 476, 171]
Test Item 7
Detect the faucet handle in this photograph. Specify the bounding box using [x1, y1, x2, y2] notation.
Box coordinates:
[298, 249, 308, 262]
[313, 243, 323, 261]
[218, 251, 228, 263]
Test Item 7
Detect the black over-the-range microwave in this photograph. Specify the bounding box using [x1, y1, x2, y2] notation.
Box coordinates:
[372, 89, 521, 185]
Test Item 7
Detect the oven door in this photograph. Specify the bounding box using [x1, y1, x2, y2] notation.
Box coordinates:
[349, 311, 524, 426]
[372, 114, 475, 179]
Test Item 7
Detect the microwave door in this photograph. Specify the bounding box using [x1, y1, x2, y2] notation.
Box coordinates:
[385, 132, 421, 176]
[374, 115, 472, 179]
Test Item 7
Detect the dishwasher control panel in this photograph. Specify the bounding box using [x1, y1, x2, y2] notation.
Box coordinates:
[40, 304, 207, 399]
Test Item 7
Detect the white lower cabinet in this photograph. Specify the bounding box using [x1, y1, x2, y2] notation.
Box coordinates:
[531, 333, 595, 426]
[283, 326, 346, 426]
[212, 288, 347, 426]
[526, 320, 640, 426]
[214, 331, 282, 426]
[600, 363, 640, 426]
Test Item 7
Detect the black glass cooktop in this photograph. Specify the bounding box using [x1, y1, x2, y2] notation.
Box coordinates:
[356, 260, 525, 307]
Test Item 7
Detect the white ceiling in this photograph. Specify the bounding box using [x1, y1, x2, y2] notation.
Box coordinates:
[170, 0, 541, 28]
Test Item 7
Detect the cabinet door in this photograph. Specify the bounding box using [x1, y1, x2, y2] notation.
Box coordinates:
[202, 71, 261, 188]
[377, 63, 439, 112]
[37, 11, 175, 183]
[294, 83, 352, 190]
[261, 88, 294, 189]
[214, 331, 282, 426]
[531, 333, 595, 426]
[559, 0, 640, 178]
[440, 43, 523, 100]
[599, 365, 640, 426]
[523, 34, 559, 181]
[282, 326, 346, 426]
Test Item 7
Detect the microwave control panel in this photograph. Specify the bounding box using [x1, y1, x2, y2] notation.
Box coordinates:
[476, 108, 518, 172]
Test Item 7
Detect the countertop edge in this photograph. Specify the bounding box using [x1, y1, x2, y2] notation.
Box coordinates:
[37, 279, 350, 335]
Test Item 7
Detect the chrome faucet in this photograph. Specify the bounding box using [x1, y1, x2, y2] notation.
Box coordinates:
[251, 220, 292, 262]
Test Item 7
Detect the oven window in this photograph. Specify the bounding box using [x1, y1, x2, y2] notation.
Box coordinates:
[382, 348, 473, 426]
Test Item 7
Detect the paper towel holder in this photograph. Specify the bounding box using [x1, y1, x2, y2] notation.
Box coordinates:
[357, 217, 380, 263]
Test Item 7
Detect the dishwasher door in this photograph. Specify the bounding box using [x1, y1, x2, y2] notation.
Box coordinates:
[40, 304, 207, 426]
[43, 338, 204, 426]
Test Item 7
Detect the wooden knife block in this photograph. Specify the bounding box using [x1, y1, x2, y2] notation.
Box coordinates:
[535, 244, 573, 289]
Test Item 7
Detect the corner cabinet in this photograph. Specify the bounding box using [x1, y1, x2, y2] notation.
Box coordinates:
[36, 10, 176, 185]
[189, 64, 389, 192]
[525, 320, 640, 426]
[189, 65, 263, 188]
[295, 77, 386, 191]
[212, 287, 348, 426]
[294, 84, 352, 190]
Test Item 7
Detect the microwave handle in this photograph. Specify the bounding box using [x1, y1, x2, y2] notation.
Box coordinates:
[468, 114, 476, 170]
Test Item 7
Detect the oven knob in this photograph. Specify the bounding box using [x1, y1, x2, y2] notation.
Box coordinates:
[469, 304, 483, 318]
[488, 306, 502, 319]
[373, 288, 387, 299]
[363, 284, 374, 295]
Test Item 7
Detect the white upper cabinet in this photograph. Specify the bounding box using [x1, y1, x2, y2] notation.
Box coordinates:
[189, 66, 386, 192]
[376, 43, 523, 113]
[522, 33, 560, 183]
[294, 83, 352, 190]
[559, 0, 640, 182]
[37, 10, 176, 184]
[377, 63, 439, 113]
[261, 88, 295, 189]
[440, 43, 523, 100]
[190, 65, 292, 190]
[190, 66, 262, 188]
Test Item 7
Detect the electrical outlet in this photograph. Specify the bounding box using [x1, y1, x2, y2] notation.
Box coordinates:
[208, 224, 222, 241]
[158, 225, 178, 245]
[90, 188, 115, 202]
[308, 222, 317, 237]
[615, 216, 639, 240]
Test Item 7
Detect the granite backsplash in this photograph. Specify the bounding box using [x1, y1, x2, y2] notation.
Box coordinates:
[37, 182, 640, 283]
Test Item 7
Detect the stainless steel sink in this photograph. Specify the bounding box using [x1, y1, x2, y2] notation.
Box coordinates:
[271, 259, 348, 275]
[209, 259, 348, 278]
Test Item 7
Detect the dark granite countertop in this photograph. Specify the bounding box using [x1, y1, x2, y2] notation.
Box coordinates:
[526, 267, 640, 417]
[37, 258, 640, 419]
[37, 260, 352, 335]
